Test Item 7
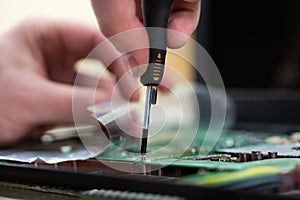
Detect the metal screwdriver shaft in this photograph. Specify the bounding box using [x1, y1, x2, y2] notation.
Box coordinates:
[141, 86, 152, 159]
[140, 0, 173, 160]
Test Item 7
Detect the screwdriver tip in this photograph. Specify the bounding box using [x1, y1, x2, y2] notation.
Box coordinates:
[141, 155, 147, 161]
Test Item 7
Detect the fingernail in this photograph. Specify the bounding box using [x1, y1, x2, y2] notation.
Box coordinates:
[118, 71, 141, 102]
[127, 55, 141, 77]
[127, 77, 140, 101]
[130, 89, 140, 102]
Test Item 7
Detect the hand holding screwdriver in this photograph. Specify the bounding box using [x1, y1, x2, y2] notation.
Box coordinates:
[91, 0, 201, 100]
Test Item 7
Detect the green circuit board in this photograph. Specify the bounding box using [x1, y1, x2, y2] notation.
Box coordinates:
[97, 128, 286, 164]
[94, 128, 300, 190]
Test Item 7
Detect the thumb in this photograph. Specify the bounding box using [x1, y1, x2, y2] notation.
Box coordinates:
[38, 80, 111, 125]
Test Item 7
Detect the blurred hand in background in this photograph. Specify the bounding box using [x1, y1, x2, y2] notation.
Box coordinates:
[0, 19, 126, 146]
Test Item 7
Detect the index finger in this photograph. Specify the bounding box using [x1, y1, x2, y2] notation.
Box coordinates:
[167, 0, 201, 48]
[91, 0, 143, 37]
[91, 0, 149, 74]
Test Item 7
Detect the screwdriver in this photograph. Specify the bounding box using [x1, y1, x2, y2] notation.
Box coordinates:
[140, 0, 174, 160]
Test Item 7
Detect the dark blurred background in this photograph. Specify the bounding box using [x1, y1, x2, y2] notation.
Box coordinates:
[196, 0, 300, 131]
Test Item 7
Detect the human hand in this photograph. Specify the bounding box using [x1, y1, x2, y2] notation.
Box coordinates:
[0, 18, 128, 146]
[91, 0, 201, 75]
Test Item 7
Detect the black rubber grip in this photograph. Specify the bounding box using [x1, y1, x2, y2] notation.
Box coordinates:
[140, 48, 166, 86]
[140, 0, 173, 86]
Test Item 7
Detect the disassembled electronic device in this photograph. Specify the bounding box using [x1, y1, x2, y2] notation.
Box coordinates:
[1, 124, 300, 199]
